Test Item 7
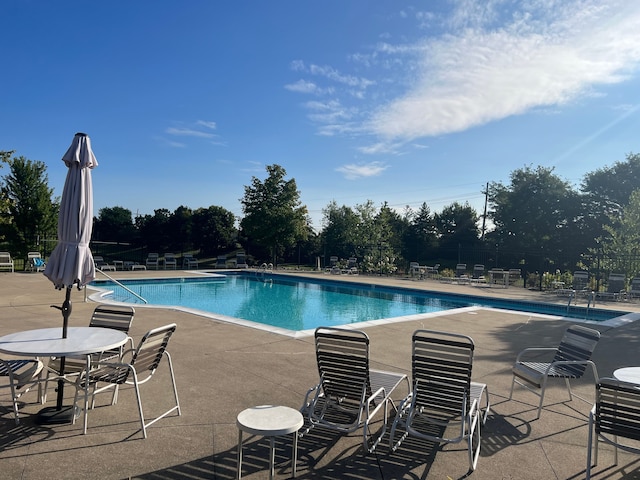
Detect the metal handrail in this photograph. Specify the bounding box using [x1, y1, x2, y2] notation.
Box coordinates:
[96, 268, 148, 304]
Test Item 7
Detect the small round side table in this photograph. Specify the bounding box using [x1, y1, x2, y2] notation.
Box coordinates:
[236, 405, 304, 479]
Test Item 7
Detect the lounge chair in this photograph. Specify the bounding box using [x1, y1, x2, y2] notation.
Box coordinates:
[300, 327, 409, 453]
[27, 251, 46, 272]
[325, 255, 338, 273]
[0, 252, 14, 272]
[390, 330, 489, 472]
[573, 270, 590, 295]
[471, 264, 486, 285]
[587, 378, 640, 479]
[509, 324, 600, 418]
[182, 254, 198, 269]
[409, 262, 421, 279]
[345, 257, 359, 275]
[424, 263, 440, 279]
[508, 268, 521, 285]
[455, 263, 467, 278]
[215, 255, 227, 268]
[0, 357, 44, 424]
[163, 253, 177, 270]
[74, 323, 181, 438]
[236, 252, 248, 269]
[596, 273, 626, 301]
[145, 253, 159, 270]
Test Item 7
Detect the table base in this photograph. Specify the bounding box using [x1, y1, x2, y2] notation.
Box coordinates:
[36, 405, 76, 425]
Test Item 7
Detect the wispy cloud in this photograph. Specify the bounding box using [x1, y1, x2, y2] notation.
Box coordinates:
[166, 127, 217, 138]
[367, 1, 640, 142]
[163, 120, 224, 147]
[287, 1, 640, 151]
[196, 120, 217, 130]
[336, 161, 389, 179]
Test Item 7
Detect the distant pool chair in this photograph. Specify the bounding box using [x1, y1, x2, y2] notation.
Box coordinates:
[509, 324, 600, 419]
[183, 254, 198, 269]
[163, 253, 177, 270]
[145, 253, 159, 270]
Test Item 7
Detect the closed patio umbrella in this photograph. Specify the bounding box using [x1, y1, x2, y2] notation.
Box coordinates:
[41, 132, 98, 423]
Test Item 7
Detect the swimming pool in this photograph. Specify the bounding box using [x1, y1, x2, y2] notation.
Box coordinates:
[90, 272, 632, 332]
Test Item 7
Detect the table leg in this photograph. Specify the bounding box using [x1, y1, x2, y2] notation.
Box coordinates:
[292, 431, 298, 478]
[269, 436, 275, 480]
[237, 429, 243, 480]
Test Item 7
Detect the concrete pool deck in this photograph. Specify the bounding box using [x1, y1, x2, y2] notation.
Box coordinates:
[2, 268, 640, 479]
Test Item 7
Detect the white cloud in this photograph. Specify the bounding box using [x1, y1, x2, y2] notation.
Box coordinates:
[367, 0, 640, 142]
[286, 1, 640, 152]
[166, 127, 217, 139]
[284, 79, 319, 94]
[197, 120, 217, 130]
[336, 161, 389, 179]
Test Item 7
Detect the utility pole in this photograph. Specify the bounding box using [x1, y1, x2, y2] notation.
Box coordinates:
[481, 182, 488, 241]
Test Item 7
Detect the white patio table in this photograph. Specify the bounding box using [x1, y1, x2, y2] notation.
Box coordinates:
[0, 326, 128, 425]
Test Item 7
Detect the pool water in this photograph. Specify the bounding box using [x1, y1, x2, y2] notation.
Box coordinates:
[90, 273, 628, 332]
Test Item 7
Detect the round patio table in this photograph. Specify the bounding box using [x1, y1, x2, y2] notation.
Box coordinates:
[236, 405, 304, 479]
[613, 367, 640, 385]
[0, 326, 128, 424]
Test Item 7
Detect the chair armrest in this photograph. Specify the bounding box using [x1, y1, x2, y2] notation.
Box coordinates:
[548, 359, 599, 378]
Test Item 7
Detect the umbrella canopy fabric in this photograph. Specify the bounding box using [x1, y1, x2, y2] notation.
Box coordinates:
[43, 133, 98, 289]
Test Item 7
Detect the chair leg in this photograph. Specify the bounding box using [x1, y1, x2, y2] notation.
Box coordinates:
[468, 414, 481, 471]
[132, 381, 147, 439]
[166, 352, 181, 416]
[9, 383, 19, 425]
[586, 415, 594, 480]
[564, 377, 574, 401]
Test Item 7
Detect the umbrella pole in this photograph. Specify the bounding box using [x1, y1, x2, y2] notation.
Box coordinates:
[55, 287, 72, 409]
[37, 288, 76, 424]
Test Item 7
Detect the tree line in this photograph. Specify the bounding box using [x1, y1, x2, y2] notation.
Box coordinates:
[1, 149, 639, 282]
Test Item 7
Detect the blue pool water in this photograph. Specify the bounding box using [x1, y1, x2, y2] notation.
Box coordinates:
[90, 273, 628, 331]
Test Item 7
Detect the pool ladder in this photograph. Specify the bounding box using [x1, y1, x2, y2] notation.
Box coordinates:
[567, 290, 594, 319]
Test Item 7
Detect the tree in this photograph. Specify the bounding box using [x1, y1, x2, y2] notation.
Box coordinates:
[168, 205, 193, 252]
[191, 205, 237, 255]
[320, 201, 360, 261]
[434, 201, 480, 255]
[403, 202, 438, 264]
[598, 189, 640, 278]
[0, 154, 57, 258]
[487, 165, 582, 269]
[136, 208, 172, 252]
[240, 164, 308, 264]
[581, 152, 640, 246]
[93, 206, 136, 244]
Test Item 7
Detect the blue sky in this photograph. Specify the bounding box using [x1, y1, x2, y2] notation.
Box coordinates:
[2, 1, 640, 231]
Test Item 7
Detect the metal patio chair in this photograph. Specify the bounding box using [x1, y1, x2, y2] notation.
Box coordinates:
[43, 305, 135, 402]
[390, 329, 489, 472]
[509, 324, 600, 418]
[587, 377, 640, 479]
[0, 357, 44, 424]
[74, 323, 181, 438]
[300, 327, 409, 453]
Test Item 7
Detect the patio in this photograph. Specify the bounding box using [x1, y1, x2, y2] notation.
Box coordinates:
[1, 270, 640, 479]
